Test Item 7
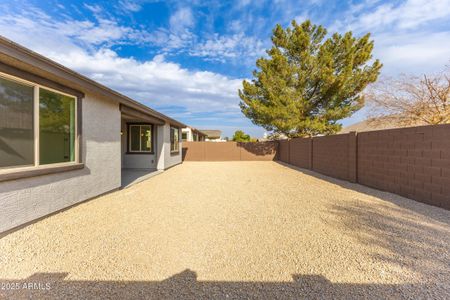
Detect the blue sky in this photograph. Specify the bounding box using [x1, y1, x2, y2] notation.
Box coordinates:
[0, 0, 449, 137]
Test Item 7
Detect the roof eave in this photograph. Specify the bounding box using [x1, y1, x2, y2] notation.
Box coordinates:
[0, 36, 186, 128]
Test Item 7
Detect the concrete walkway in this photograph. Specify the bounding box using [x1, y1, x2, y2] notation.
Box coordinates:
[121, 168, 163, 188]
[1, 162, 449, 299]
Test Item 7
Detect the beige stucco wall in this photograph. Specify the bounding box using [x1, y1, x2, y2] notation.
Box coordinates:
[0, 93, 121, 233]
[181, 127, 193, 141]
[156, 124, 182, 170]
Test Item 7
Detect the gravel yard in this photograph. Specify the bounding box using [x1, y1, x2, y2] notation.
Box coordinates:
[1, 161, 449, 299]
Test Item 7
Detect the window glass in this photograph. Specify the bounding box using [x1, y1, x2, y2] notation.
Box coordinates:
[130, 125, 140, 151]
[141, 125, 152, 152]
[0, 77, 34, 168]
[181, 132, 187, 141]
[171, 127, 179, 152]
[39, 88, 75, 165]
[129, 124, 152, 152]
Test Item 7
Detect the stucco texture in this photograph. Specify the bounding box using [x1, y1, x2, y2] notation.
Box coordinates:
[0, 94, 121, 233]
[1, 162, 449, 299]
[156, 123, 181, 170]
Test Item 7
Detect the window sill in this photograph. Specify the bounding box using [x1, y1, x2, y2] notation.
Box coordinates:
[0, 162, 84, 182]
[126, 152, 155, 155]
[170, 151, 180, 155]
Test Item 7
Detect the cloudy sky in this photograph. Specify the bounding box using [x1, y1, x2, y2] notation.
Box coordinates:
[0, 0, 449, 137]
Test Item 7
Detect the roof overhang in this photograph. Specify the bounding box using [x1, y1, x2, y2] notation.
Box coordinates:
[0, 36, 186, 128]
[120, 104, 165, 125]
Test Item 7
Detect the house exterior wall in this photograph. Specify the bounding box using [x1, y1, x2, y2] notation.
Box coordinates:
[182, 127, 193, 141]
[121, 120, 157, 169]
[156, 123, 182, 170]
[0, 93, 121, 233]
[181, 127, 205, 142]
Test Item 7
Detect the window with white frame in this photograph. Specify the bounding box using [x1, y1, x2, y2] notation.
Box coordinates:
[0, 73, 77, 169]
[170, 126, 179, 152]
[128, 124, 152, 153]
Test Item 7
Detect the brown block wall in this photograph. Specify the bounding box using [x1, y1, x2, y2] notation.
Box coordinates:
[182, 142, 277, 161]
[183, 124, 450, 210]
[182, 142, 205, 161]
[289, 138, 312, 169]
[358, 124, 450, 210]
[312, 133, 354, 181]
[239, 141, 278, 161]
[278, 140, 290, 163]
[204, 142, 240, 161]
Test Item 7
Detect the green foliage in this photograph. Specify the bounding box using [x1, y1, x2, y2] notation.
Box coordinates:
[232, 130, 251, 142]
[239, 20, 382, 137]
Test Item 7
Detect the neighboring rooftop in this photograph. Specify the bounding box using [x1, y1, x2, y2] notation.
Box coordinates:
[201, 130, 222, 139]
[340, 116, 425, 133]
[184, 126, 207, 137]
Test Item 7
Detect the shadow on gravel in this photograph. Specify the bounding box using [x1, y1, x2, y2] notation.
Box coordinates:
[327, 200, 450, 287]
[275, 161, 450, 225]
[0, 270, 441, 299]
[276, 161, 450, 283]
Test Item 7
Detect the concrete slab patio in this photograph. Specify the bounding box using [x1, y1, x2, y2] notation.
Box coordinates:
[121, 168, 163, 189]
[1, 161, 449, 299]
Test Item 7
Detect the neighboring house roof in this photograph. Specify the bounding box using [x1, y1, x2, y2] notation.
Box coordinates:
[340, 116, 425, 133]
[0, 36, 186, 128]
[201, 130, 222, 139]
[184, 126, 207, 137]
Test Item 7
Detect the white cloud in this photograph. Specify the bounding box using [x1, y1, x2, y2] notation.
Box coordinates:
[169, 7, 194, 33]
[118, 0, 142, 12]
[329, 0, 450, 75]
[190, 33, 265, 63]
[50, 48, 243, 114]
[0, 5, 245, 125]
[335, 0, 450, 33]
[356, 0, 450, 30]
[373, 31, 450, 74]
[229, 20, 242, 32]
[0, 8, 144, 51]
[59, 18, 134, 45]
[83, 4, 103, 14]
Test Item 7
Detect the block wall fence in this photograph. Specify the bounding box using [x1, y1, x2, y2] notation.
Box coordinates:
[278, 124, 450, 210]
[182, 141, 278, 161]
[182, 124, 450, 210]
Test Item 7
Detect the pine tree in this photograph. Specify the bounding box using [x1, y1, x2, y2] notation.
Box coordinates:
[239, 20, 382, 137]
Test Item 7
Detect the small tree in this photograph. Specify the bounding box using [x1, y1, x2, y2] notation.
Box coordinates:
[239, 20, 382, 137]
[366, 68, 449, 126]
[232, 130, 251, 142]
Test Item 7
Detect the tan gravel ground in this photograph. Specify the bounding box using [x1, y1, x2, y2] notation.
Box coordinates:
[1, 161, 449, 299]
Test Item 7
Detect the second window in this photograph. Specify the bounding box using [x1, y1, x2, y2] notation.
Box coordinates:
[129, 124, 153, 153]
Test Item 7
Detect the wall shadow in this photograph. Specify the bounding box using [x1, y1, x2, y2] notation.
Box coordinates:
[182, 142, 278, 161]
[0, 270, 442, 299]
[276, 161, 450, 282]
[275, 161, 450, 225]
[237, 141, 278, 159]
[181, 147, 188, 161]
